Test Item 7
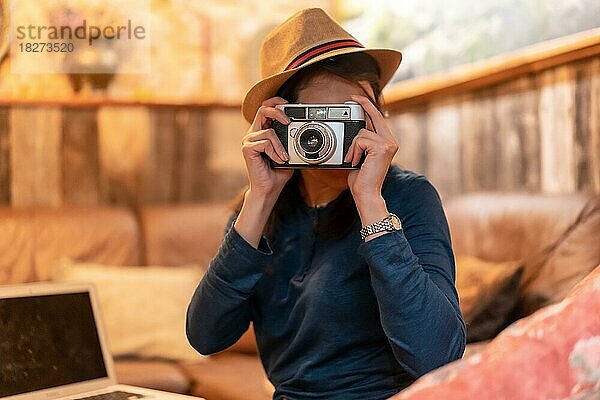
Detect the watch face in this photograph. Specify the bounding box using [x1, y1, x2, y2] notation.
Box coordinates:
[390, 214, 402, 230]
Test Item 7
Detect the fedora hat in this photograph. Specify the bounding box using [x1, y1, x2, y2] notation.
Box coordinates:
[241, 8, 402, 123]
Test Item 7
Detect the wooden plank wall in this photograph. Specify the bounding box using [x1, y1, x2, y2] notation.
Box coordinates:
[0, 107, 9, 204]
[0, 105, 247, 207]
[0, 56, 598, 207]
[389, 56, 600, 200]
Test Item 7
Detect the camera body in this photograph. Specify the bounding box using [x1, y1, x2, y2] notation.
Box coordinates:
[271, 101, 366, 169]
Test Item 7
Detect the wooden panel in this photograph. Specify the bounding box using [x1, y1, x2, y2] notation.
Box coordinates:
[177, 108, 209, 201]
[175, 107, 248, 203]
[495, 84, 523, 190]
[204, 108, 248, 201]
[97, 106, 151, 206]
[495, 77, 541, 191]
[205, 109, 247, 173]
[574, 60, 593, 191]
[426, 102, 461, 199]
[460, 90, 498, 192]
[0, 107, 9, 203]
[518, 79, 542, 191]
[584, 58, 600, 192]
[147, 107, 178, 203]
[478, 91, 499, 191]
[1, 53, 598, 208]
[538, 66, 577, 193]
[10, 107, 62, 207]
[459, 95, 478, 192]
[389, 110, 427, 174]
[62, 107, 100, 205]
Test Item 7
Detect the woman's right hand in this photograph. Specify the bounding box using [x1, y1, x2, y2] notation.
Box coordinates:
[234, 97, 293, 248]
[242, 97, 293, 196]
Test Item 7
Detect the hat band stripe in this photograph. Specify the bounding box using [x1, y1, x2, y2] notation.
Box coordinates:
[285, 39, 364, 71]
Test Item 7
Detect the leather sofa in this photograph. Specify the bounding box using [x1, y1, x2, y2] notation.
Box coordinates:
[0, 192, 598, 400]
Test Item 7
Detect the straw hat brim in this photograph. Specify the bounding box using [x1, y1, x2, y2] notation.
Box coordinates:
[242, 47, 402, 123]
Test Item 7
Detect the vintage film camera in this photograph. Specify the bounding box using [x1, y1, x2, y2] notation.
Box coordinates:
[271, 101, 366, 169]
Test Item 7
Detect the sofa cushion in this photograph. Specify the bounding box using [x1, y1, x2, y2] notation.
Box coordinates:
[455, 256, 524, 342]
[517, 196, 600, 316]
[140, 204, 231, 267]
[114, 359, 191, 394]
[390, 264, 600, 400]
[0, 208, 36, 283]
[180, 353, 272, 400]
[140, 204, 259, 356]
[0, 207, 141, 284]
[445, 193, 592, 262]
[54, 260, 207, 361]
[34, 207, 142, 279]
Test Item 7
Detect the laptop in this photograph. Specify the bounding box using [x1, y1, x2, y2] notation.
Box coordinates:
[0, 282, 203, 400]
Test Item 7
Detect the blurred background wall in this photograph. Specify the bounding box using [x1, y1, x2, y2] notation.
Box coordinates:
[389, 57, 600, 199]
[0, 0, 598, 207]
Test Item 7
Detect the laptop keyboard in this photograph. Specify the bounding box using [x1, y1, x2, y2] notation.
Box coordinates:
[73, 391, 146, 400]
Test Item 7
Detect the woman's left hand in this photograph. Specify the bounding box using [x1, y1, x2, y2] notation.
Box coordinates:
[345, 94, 399, 204]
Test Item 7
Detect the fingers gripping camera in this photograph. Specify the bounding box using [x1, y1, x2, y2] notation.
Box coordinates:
[271, 101, 366, 169]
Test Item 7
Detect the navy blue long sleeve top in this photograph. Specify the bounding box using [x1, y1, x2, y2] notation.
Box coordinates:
[186, 166, 466, 399]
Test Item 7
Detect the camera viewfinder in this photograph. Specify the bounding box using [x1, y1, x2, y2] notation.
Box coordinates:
[308, 107, 327, 119]
[284, 107, 307, 119]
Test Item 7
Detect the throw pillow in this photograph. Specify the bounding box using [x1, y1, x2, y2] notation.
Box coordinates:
[455, 256, 524, 342]
[390, 264, 600, 400]
[53, 259, 207, 362]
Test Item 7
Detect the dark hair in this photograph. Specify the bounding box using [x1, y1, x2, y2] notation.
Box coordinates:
[277, 52, 383, 113]
[233, 52, 384, 243]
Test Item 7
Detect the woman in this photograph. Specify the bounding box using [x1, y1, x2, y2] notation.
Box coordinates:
[186, 8, 466, 399]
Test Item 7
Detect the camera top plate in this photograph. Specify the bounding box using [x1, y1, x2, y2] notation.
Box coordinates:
[276, 101, 364, 121]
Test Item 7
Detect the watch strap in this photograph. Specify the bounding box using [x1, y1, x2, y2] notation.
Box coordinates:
[360, 213, 401, 241]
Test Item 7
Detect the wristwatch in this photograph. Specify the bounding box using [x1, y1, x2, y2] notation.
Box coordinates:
[360, 213, 402, 241]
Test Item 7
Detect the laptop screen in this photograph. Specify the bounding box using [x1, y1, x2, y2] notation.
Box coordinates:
[0, 292, 108, 397]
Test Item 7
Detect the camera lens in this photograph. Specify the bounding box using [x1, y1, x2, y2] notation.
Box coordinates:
[298, 129, 324, 154]
[292, 123, 336, 165]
